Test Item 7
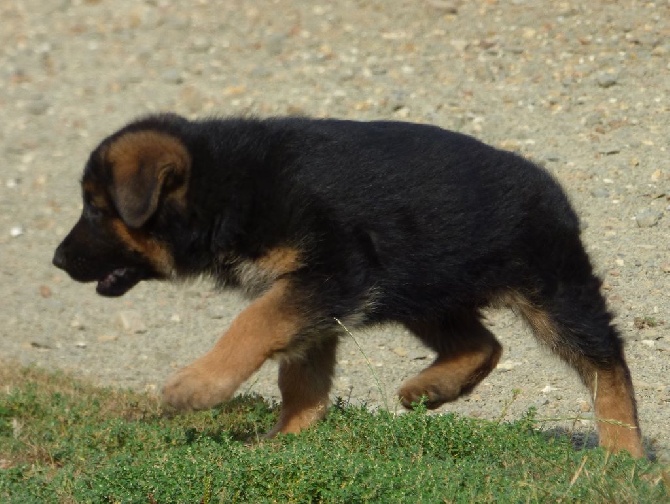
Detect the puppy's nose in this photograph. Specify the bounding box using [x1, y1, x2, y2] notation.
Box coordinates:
[52, 246, 67, 270]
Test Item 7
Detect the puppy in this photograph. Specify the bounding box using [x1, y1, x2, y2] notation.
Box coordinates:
[53, 113, 643, 457]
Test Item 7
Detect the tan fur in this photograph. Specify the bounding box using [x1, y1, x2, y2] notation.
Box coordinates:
[162, 279, 304, 412]
[256, 246, 301, 275]
[399, 319, 503, 408]
[496, 290, 561, 348]
[105, 131, 191, 227]
[106, 131, 190, 186]
[591, 368, 644, 457]
[268, 336, 338, 436]
[110, 220, 175, 277]
[82, 179, 111, 211]
[233, 247, 302, 297]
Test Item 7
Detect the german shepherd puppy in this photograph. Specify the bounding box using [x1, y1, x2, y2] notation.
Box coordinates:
[53, 113, 643, 457]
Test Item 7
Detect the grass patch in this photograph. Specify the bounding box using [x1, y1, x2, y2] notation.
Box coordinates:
[0, 364, 667, 503]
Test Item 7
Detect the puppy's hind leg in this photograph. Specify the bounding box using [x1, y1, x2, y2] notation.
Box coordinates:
[398, 312, 502, 410]
[505, 282, 644, 458]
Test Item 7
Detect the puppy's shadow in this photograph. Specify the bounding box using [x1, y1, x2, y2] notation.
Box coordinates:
[541, 427, 655, 461]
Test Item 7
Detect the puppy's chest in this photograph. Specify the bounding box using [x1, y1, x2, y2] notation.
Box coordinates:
[214, 246, 303, 298]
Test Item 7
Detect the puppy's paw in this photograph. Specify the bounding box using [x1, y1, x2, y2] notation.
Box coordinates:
[162, 365, 238, 411]
[397, 379, 458, 410]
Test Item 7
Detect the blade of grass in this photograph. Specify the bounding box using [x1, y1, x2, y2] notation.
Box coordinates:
[334, 317, 390, 413]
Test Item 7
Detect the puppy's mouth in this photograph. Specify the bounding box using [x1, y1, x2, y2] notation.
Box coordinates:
[96, 267, 147, 297]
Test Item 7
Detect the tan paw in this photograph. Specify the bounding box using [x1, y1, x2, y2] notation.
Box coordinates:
[397, 378, 459, 410]
[265, 402, 329, 438]
[162, 365, 238, 411]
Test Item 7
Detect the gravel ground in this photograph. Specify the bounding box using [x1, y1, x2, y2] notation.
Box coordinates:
[1, 0, 668, 461]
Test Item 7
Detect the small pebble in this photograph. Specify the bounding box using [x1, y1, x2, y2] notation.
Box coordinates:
[30, 340, 53, 350]
[596, 72, 619, 88]
[265, 34, 286, 56]
[409, 350, 429, 361]
[579, 401, 592, 413]
[635, 209, 662, 228]
[450, 39, 469, 52]
[25, 98, 50, 115]
[10, 226, 24, 237]
[116, 310, 147, 334]
[189, 36, 212, 53]
[497, 360, 521, 371]
[70, 316, 85, 330]
[207, 306, 226, 319]
[392, 347, 408, 357]
[597, 145, 621, 155]
[426, 0, 459, 13]
[250, 66, 272, 78]
[161, 69, 183, 84]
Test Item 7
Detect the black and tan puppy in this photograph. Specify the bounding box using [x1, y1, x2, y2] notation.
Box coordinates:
[53, 113, 643, 457]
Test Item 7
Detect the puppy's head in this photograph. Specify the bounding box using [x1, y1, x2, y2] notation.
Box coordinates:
[53, 115, 192, 296]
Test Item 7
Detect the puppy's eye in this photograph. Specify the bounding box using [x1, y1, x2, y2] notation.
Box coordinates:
[83, 191, 108, 218]
[88, 204, 103, 216]
[83, 202, 103, 220]
[83, 197, 105, 218]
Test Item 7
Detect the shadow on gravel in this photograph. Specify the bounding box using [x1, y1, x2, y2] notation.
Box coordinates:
[543, 427, 658, 461]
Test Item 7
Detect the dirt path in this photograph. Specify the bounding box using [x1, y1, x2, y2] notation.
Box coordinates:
[1, 0, 668, 462]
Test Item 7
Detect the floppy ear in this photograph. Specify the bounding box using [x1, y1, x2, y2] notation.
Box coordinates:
[106, 131, 191, 228]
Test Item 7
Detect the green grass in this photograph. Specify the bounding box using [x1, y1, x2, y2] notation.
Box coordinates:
[0, 365, 667, 503]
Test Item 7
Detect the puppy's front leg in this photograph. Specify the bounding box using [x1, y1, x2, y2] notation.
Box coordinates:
[162, 280, 301, 411]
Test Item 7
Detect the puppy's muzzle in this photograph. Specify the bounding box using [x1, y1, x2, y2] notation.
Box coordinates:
[52, 245, 67, 270]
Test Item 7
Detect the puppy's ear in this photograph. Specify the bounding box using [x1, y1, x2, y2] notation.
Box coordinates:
[106, 131, 191, 228]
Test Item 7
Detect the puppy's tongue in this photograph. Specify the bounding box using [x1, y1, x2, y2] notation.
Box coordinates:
[96, 267, 140, 297]
[98, 268, 128, 290]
